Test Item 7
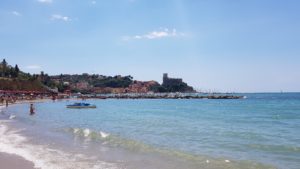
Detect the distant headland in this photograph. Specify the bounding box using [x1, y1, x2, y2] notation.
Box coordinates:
[0, 59, 243, 99]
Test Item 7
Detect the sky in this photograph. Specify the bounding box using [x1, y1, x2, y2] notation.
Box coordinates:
[0, 0, 299, 92]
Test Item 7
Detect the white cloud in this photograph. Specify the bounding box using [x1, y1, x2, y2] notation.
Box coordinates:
[123, 28, 185, 41]
[51, 14, 70, 22]
[26, 65, 41, 70]
[37, 0, 53, 3]
[12, 11, 21, 16]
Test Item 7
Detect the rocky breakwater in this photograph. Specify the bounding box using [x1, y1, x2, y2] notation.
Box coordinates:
[97, 93, 244, 99]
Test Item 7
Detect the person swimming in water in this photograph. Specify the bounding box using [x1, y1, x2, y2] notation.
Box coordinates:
[30, 103, 35, 115]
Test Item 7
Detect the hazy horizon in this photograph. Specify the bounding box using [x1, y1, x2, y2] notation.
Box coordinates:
[1, 0, 299, 92]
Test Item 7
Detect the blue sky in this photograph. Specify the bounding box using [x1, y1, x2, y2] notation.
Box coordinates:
[0, 0, 299, 92]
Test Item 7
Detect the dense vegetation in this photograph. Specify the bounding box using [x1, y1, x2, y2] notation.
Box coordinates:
[50, 74, 134, 92]
[0, 59, 20, 78]
[0, 78, 46, 91]
[0, 59, 46, 91]
[93, 75, 133, 88]
[53, 74, 133, 88]
[150, 82, 194, 93]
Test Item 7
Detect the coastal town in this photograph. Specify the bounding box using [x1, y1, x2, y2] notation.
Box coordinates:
[0, 59, 243, 103]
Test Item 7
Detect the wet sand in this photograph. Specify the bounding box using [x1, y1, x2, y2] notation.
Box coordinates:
[0, 152, 35, 169]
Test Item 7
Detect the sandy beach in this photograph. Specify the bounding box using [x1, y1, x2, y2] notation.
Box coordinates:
[0, 103, 36, 168]
[0, 152, 34, 169]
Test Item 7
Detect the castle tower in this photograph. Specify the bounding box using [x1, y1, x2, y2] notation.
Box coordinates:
[163, 73, 168, 85]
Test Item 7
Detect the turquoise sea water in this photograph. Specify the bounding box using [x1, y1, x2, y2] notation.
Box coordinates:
[0, 93, 300, 169]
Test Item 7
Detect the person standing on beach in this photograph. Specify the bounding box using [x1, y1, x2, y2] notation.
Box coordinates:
[5, 99, 8, 107]
[0, 96, 4, 105]
[30, 104, 35, 115]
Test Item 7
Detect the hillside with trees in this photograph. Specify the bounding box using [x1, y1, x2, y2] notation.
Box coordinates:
[0, 59, 46, 91]
[1, 59, 195, 93]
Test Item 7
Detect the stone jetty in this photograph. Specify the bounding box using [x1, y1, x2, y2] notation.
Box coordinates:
[91, 93, 244, 99]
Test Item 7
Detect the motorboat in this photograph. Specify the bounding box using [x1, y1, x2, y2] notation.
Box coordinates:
[66, 102, 96, 109]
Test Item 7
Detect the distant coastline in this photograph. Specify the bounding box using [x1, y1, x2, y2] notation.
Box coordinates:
[1, 59, 195, 94]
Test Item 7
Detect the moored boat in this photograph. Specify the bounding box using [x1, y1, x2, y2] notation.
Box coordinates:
[66, 102, 96, 109]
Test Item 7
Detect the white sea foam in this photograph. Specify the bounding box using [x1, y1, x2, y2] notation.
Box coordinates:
[0, 106, 5, 113]
[9, 115, 16, 119]
[100, 131, 110, 138]
[71, 128, 110, 139]
[0, 122, 119, 169]
[83, 128, 91, 137]
[73, 128, 79, 133]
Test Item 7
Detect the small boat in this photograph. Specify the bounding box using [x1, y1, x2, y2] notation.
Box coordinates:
[66, 102, 96, 109]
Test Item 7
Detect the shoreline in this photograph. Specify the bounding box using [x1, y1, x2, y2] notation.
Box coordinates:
[0, 94, 244, 108]
[0, 152, 35, 169]
[0, 105, 37, 169]
[0, 97, 83, 107]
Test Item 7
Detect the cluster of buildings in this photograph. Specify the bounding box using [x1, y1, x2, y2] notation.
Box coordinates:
[50, 73, 192, 94]
[88, 81, 159, 94]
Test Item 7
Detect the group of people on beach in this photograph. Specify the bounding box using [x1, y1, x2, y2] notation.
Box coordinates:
[1, 95, 35, 116]
[0, 95, 17, 107]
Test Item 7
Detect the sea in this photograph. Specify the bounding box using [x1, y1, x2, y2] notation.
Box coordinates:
[0, 93, 299, 169]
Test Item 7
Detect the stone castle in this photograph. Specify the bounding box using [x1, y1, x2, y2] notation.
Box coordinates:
[161, 73, 195, 92]
[162, 73, 183, 86]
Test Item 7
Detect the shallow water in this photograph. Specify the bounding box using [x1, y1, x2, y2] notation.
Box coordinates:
[0, 93, 300, 169]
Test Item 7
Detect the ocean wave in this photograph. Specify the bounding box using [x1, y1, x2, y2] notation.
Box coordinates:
[9, 115, 16, 119]
[66, 127, 276, 169]
[0, 106, 5, 114]
[66, 127, 157, 152]
[68, 127, 110, 139]
[248, 144, 300, 153]
[0, 122, 119, 169]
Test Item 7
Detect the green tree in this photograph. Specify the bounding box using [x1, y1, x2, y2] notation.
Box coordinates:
[15, 65, 20, 75]
[1, 59, 7, 67]
[40, 71, 44, 80]
[9, 67, 14, 77]
[10, 67, 18, 78]
[1, 59, 8, 77]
